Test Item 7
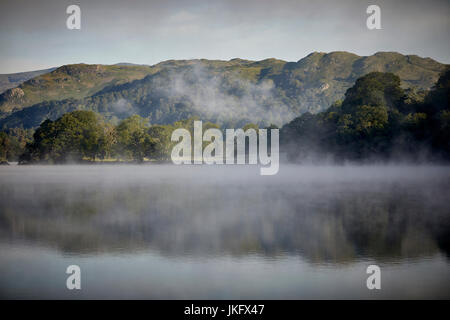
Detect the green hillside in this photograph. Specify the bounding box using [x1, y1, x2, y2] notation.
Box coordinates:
[0, 51, 447, 129]
[280, 70, 450, 161]
[0, 64, 155, 117]
[6, 70, 448, 164]
[0, 67, 55, 94]
[1, 69, 448, 163]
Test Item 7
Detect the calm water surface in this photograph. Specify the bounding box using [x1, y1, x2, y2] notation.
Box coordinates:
[0, 164, 449, 299]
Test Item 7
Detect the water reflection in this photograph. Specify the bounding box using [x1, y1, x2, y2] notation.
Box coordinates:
[1, 165, 449, 263]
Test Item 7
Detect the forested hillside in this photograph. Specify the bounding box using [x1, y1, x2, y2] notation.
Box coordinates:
[0, 52, 446, 130]
[281, 70, 450, 162]
[0, 69, 446, 164]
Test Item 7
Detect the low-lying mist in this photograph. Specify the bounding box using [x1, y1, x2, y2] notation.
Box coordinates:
[0, 164, 449, 264]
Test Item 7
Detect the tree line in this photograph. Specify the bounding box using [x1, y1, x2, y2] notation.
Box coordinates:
[15, 113, 234, 164]
[0, 69, 448, 164]
[0, 128, 33, 163]
[280, 69, 450, 162]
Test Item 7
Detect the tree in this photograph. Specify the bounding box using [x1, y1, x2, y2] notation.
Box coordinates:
[20, 110, 104, 163]
[0, 132, 9, 161]
[425, 67, 450, 114]
[98, 122, 117, 159]
[354, 105, 389, 135]
[147, 125, 173, 161]
[115, 115, 152, 162]
[53, 110, 104, 161]
[342, 72, 405, 112]
[0, 128, 33, 161]
[279, 72, 448, 161]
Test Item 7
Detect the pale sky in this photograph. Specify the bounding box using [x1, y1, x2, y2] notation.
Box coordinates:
[0, 0, 449, 73]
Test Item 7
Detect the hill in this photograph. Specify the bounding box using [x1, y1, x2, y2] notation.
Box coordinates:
[0, 51, 447, 129]
[0, 64, 155, 117]
[9, 70, 449, 164]
[0, 67, 56, 94]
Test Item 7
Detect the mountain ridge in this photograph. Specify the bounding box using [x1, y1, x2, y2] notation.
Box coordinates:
[0, 51, 448, 129]
[0, 67, 56, 94]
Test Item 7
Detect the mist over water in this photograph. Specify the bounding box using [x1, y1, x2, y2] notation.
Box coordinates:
[0, 164, 449, 299]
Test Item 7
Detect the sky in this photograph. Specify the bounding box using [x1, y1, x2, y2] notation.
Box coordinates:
[0, 0, 449, 74]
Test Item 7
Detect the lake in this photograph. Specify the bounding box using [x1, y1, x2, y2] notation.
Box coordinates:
[0, 164, 449, 299]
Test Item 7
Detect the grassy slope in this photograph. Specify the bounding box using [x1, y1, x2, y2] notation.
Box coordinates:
[0, 68, 56, 94]
[0, 52, 447, 129]
[0, 64, 156, 116]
